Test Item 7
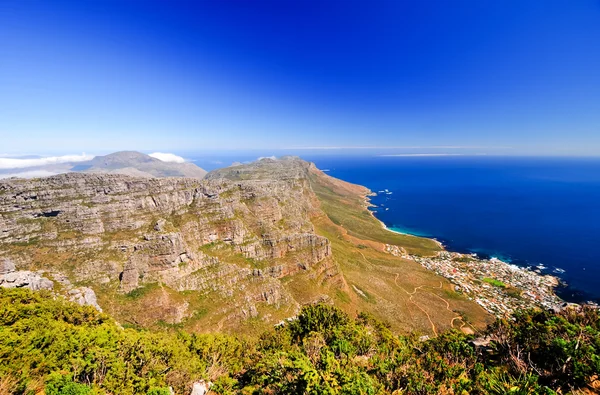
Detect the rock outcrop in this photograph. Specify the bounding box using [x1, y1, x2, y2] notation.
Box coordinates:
[0, 258, 105, 312]
[0, 258, 53, 290]
[190, 381, 211, 395]
[0, 259, 15, 275]
[0, 269, 54, 291]
[68, 287, 103, 312]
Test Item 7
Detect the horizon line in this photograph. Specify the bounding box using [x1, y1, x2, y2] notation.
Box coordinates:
[281, 146, 514, 150]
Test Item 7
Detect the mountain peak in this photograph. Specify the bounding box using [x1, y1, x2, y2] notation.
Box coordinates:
[79, 151, 207, 179]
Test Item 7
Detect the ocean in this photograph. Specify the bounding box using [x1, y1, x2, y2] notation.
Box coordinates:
[193, 153, 600, 303]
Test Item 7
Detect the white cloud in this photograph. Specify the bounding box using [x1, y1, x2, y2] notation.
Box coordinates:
[0, 153, 93, 169]
[0, 170, 59, 179]
[148, 152, 186, 163]
[257, 156, 277, 160]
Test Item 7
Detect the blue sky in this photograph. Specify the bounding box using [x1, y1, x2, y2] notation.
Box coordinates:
[1, 0, 600, 155]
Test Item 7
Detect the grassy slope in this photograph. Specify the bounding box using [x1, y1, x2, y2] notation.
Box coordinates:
[307, 168, 493, 335]
[308, 168, 441, 256]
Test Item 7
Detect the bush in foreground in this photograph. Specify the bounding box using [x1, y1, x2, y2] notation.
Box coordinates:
[0, 288, 598, 394]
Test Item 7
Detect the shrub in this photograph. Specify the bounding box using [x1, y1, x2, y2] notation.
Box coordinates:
[45, 373, 91, 395]
[1, 288, 598, 395]
[147, 387, 172, 395]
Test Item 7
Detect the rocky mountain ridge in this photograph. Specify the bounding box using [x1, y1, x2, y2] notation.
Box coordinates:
[0, 159, 341, 331]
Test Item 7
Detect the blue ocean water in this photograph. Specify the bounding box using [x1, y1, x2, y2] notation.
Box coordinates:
[307, 156, 600, 303]
[193, 153, 600, 303]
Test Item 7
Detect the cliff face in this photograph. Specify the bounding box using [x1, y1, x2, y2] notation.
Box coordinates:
[0, 160, 339, 331]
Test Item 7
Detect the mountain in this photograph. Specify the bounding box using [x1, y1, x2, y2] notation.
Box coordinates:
[73, 151, 207, 178]
[0, 157, 491, 335]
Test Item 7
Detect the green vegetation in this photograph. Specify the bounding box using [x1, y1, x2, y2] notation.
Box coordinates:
[1, 288, 598, 394]
[124, 282, 161, 300]
[308, 172, 441, 256]
[482, 277, 507, 288]
[452, 256, 476, 263]
[45, 373, 91, 395]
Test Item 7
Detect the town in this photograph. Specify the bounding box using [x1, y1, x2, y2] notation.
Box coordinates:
[386, 245, 566, 317]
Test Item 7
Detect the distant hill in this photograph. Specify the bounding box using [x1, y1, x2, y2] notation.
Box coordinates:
[72, 151, 207, 178]
[206, 156, 309, 181]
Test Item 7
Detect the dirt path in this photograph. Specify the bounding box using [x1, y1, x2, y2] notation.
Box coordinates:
[409, 285, 426, 295]
[409, 298, 438, 336]
[350, 238, 452, 337]
[429, 291, 462, 329]
[393, 274, 437, 335]
[357, 249, 370, 264]
[426, 286, 470, 331]
[450, 316, 466, 329]
[215, 316, 226, 332]
[393, 276, 469, 335]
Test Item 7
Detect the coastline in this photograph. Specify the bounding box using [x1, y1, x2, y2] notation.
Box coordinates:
[363, 191, 570, 316]
[378, 215, 445, 250]
[365, 192, 444, 249]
